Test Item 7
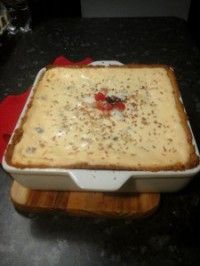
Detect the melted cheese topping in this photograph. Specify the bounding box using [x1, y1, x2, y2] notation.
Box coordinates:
[11, 67, 193, 169]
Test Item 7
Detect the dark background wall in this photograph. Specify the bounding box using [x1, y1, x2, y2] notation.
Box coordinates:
[81, 0, 191, 19]
[1, 0, 200, 49]
[188, 0, 200, 48]
[28, 0, 199, 48]
[28, 0, 81, 24]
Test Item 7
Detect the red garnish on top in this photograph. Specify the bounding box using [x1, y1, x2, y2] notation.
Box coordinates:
[105, 103, 113, 111]
[96, 101, 113, 111]
[95, 92, 106, 101]
[114, 101, 126, 111]
[94, 90, 126, 112]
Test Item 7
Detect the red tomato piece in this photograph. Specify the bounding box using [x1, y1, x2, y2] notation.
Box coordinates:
[105, 103, 113, 111]
[95, 101, 113, 111]
[114, 101, 126, 111]
[96, 101, 106, 110]
[95, 92, 106, 101]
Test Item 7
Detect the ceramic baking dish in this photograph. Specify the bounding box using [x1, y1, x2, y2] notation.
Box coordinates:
[2, 61, 200, 192]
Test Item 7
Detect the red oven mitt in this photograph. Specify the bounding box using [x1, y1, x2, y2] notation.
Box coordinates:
[0, 56, 93, 162]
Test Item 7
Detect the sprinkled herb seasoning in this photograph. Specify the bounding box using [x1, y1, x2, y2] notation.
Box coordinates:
[35, 127, 44, 134]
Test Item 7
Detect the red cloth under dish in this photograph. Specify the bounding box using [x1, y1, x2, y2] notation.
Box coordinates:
[0, 56, 93, 162]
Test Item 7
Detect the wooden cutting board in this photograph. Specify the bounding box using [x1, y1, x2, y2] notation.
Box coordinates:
[10, 181, 160, 218]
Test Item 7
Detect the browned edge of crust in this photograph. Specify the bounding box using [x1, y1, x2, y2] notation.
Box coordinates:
[4, 69, 46, 166]
[166, 66, 199, 169]
[5, 64, 199, 170]
[45, 64, 172, 70]
[6, 162, 199, 171]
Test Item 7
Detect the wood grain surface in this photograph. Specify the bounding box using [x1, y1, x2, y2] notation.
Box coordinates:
[10, 181, 160, 218]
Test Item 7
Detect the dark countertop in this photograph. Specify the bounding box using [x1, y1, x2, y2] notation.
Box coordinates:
[1, 17, 200, 266]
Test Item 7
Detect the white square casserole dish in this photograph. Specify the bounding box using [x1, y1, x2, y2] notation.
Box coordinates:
[2, 61, 200, 192]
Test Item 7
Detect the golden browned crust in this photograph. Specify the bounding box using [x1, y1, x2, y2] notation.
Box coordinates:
[5, 64, 199, 170]
[6, 162, 199, 171]
[166, 66, 199, 169]
[5, 100, 33, 167]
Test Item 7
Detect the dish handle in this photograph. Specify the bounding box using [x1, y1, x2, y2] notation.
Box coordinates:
[69, 170, 130, 192]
